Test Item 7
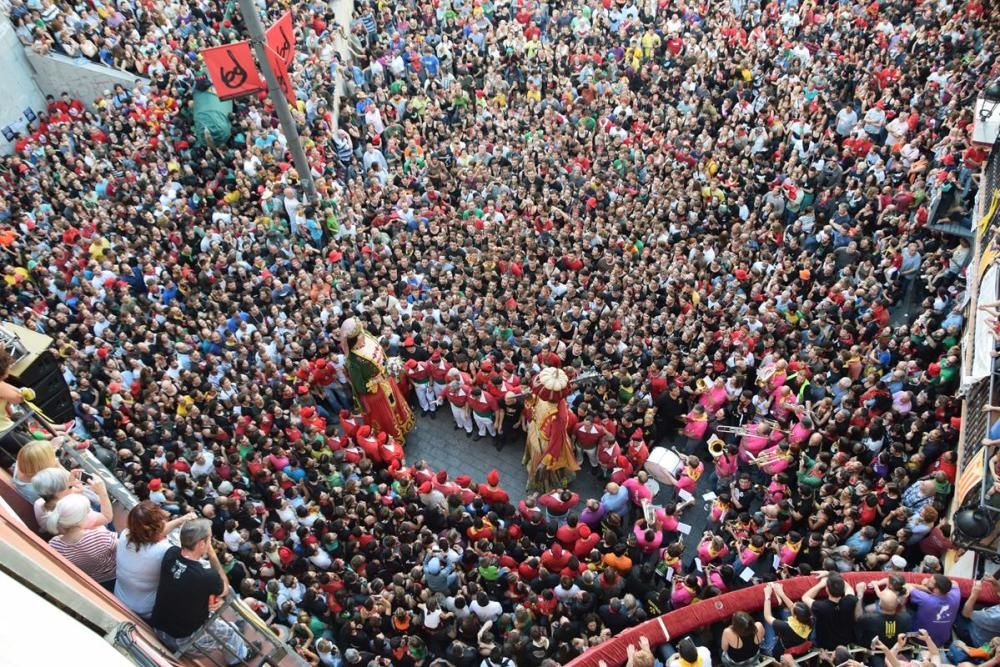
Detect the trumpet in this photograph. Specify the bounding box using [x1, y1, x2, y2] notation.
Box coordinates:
[750, 449, 788, 473]
[707, 435, 727, 459]
[715, 424, 755, 437]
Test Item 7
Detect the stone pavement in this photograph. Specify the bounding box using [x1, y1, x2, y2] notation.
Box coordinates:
[403, 411, 713, 563]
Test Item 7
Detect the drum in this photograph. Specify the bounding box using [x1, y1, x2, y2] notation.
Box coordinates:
[644, 447, 681, 485]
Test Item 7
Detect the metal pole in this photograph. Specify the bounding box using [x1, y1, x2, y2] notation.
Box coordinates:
[235, 0, 319, 204]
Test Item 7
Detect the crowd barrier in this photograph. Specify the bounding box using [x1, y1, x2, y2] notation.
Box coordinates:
[566, 572, 1000, 667]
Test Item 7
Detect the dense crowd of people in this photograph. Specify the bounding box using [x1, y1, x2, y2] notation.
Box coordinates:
[3, 0, 1000, 664]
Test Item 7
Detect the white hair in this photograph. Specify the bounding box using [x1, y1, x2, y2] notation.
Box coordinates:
[46, 492, 91, 535]
[31, 467, 70, 501]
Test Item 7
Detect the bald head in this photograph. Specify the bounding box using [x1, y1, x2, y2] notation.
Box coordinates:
[879, 589, 898, 613]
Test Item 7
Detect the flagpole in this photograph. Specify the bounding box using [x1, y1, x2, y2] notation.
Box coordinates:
[236, 0, 319, 204]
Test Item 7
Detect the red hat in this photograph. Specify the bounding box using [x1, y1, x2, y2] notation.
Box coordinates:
[108, 382, 122, 393]
[403, 336, 415, 346]
[551, 543, 563, 556]
[481, 359, 494, 370]
[419, 481, 433, 494]
[404, 358, 418, 369]
[148, 478, 162, 491]
[578, 524, 591, 538]
[297, 384, 310, 395]
[487, 469, 500, 486]
[616, 455, 629, 468]
[97, 347, 109, 359]
[301, 406, 316, 419]
[507, 524, 521, 539]
[436, 470, 447, 483]
[631, 428, 643, 441]
[376, 432, 387, 445]
[735, 269, 748, 281]
[328, 249, 343, 262]
[455, 475, 472, 488]
[927, 363, 941, 377]
[357, 425, 372, 438]
[314, 358, 327, 368]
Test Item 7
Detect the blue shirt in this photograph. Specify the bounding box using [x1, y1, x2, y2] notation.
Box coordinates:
[601, 486, 629, 516]
[420, 54, 440, 76]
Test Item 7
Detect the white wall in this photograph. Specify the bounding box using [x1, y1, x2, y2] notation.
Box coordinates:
[0, 16, 47, 154]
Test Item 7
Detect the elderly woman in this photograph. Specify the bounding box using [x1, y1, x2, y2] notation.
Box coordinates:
[116, 501, 197, 618]
[46, 493, 118, 591]
[32, 467, 113, 535]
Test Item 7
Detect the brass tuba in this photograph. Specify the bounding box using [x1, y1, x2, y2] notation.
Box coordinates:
[707, 434, 726, 459]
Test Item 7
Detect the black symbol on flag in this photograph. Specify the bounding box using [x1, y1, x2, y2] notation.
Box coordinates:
[276, 27, 291, 62]
[220, 49, 248, 90]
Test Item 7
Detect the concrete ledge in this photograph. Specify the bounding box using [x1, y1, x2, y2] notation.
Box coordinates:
[24, 50, 148, 107]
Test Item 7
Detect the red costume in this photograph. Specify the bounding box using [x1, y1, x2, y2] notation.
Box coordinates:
[478, 469, 510, 504]
[343, 319, 414, 441]
[597, 439, 621, 470]
[625, 428, 649, 469]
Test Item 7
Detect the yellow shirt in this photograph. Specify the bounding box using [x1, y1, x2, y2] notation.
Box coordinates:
[640, 33, 661, 58]
[89, 237, 110, 259]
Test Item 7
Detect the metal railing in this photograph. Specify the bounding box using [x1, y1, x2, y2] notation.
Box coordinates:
[970, 135, 1000, 515]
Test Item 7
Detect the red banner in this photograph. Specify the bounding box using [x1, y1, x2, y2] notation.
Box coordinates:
[265, 10, 295, 67]
[200, 42, 263, 100]
[264, 44, 296, 105]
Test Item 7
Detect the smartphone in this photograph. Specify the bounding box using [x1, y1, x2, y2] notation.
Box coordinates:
[79, 471, 93, 484]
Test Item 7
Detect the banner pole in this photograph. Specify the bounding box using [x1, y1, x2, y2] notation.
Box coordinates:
[236, 0, 319, 204]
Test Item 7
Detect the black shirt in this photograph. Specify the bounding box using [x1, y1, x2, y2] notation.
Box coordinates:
[771, 619, 810, 653]
[811, 595, 858, 649]
[856, 610, 912, 647]
[151, 546, 224, 639]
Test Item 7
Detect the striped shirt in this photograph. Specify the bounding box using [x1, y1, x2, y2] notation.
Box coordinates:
[50, 529, 118, 583]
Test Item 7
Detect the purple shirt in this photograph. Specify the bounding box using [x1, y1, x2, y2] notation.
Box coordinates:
[909, 586, 960, 645]
[579, 503, 607, 529]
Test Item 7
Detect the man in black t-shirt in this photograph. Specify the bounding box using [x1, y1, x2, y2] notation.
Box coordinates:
[495, 391, 524, 451]
[802, 572, 858, 650]
[854, 585, 912, 667]
[151, 519, 249, 664]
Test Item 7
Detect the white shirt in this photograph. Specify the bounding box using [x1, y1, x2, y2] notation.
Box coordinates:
[190, 451, 215, 478]
[224, 529, 242, 552]
[470, 599, 503, 622]
[114, 532, 171, 618]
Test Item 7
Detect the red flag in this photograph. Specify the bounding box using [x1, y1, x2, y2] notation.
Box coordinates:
[264, 45, 296, 105]
[201, 42, 263, 100]
[266, 10, 295, 67]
